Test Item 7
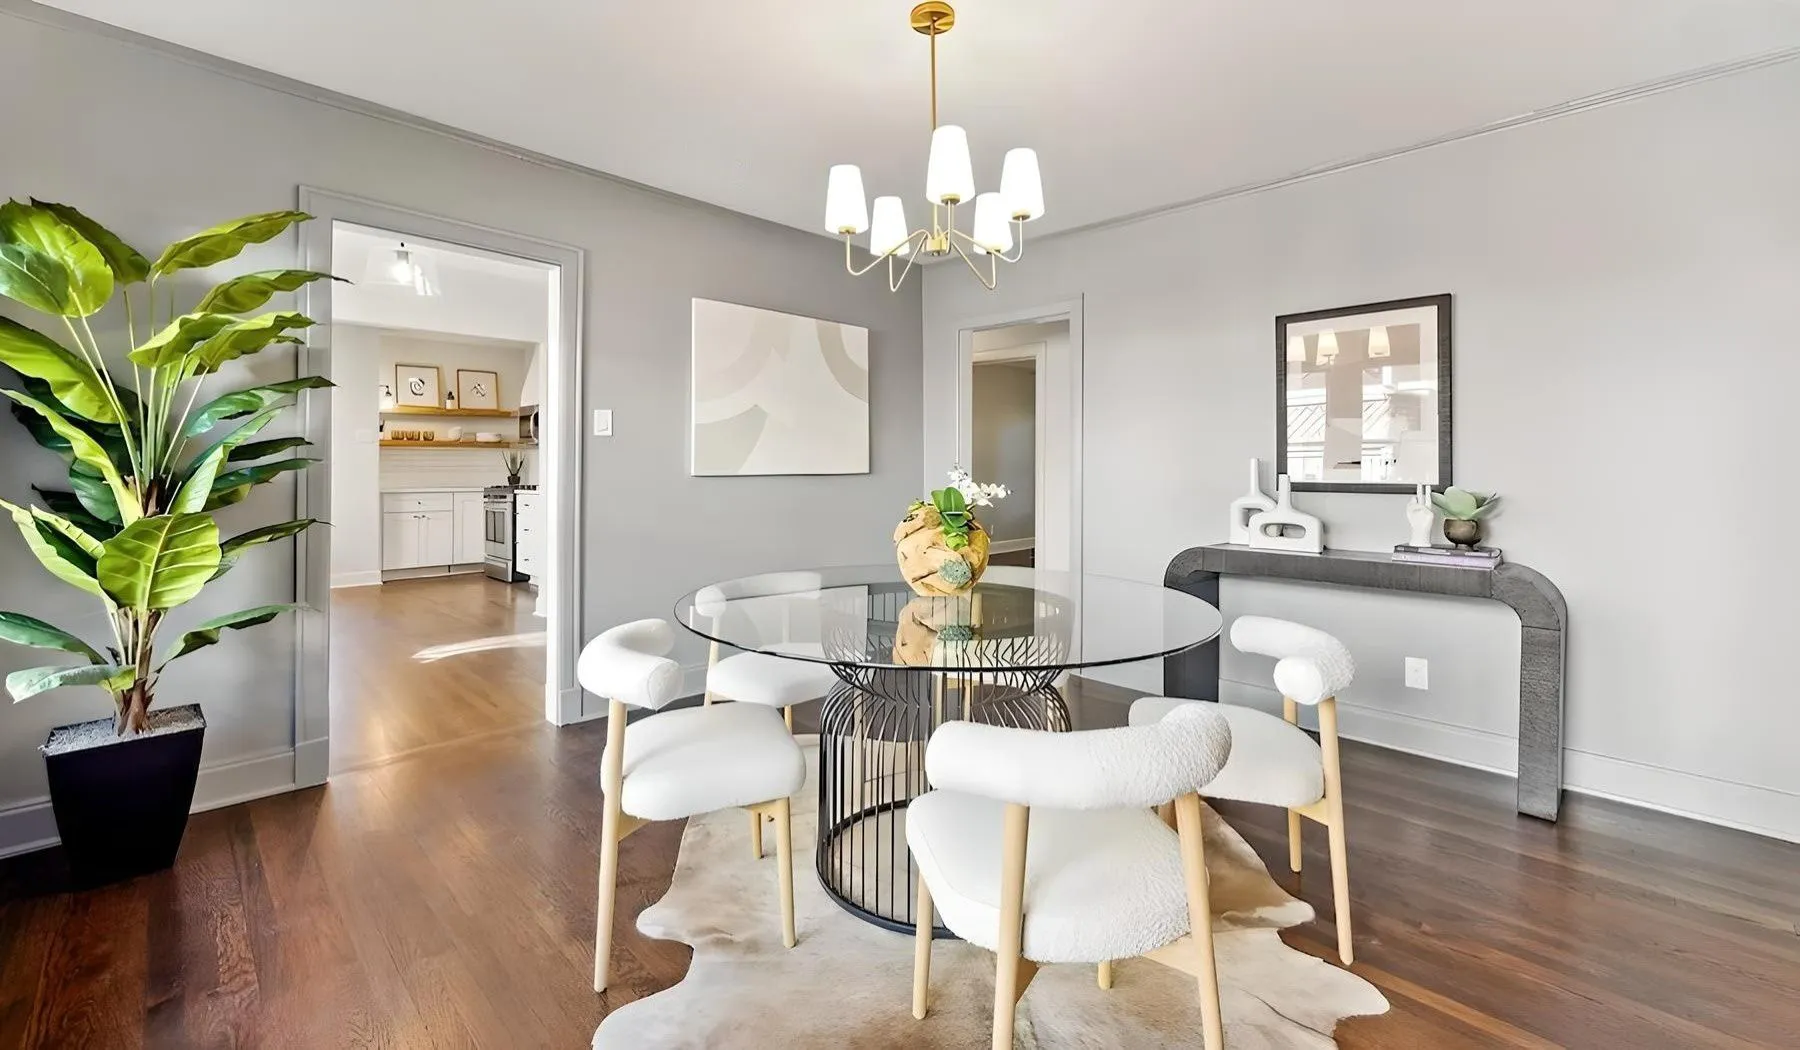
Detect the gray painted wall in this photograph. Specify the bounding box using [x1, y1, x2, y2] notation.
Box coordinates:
[971, 363, 1037, 543]
[0, 7, 922, 851]
[924, 60, 1800, 841]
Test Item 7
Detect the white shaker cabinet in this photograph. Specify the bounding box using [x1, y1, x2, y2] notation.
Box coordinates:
[452, 491, 485, 565]
[379, 491, 459, 572]
[515, 491, 544, 577]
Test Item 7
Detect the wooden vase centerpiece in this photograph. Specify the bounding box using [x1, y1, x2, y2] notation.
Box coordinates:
[895, 469, 1009, 597]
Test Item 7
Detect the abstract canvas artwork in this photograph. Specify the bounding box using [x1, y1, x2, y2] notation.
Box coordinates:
[690, 299, 870, 476]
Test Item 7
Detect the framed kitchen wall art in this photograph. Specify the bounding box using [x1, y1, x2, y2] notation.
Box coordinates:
[690, 298, 870, 476]
[1275, 294, 1452, 493]
[456, 368, 501, 410]
[393, 363, 442, 408]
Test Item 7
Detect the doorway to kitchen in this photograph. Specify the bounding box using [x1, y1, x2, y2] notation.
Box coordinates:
[293, 191, 583, 784]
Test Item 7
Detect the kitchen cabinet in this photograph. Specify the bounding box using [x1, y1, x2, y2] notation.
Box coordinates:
[379, 491, 468, 573]
[515, 491, 544, 577]
[452, 492, 485, 564]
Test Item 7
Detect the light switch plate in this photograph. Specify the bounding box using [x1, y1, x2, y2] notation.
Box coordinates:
[592, 409, 613, 437]
[1405, 657, 1429, 690]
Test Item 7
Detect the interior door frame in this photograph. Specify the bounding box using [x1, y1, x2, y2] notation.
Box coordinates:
[293, 187, 587, 787]
[951, 299, 1084, 587]
[967, 341, 1047, 552]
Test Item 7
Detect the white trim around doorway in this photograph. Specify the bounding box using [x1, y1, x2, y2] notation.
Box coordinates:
[293, 188, 587, 788]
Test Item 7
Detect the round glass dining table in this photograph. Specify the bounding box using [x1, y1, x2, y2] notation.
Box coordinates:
[673, 564, 1223, 933]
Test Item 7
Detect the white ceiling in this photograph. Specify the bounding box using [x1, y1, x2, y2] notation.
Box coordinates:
[39, 0, 1800, 238]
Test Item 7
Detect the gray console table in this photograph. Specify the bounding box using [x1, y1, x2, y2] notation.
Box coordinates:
[1163, 543, 1568, 820]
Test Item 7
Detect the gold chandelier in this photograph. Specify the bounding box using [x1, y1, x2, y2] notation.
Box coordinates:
[824, 1, 1044, 291]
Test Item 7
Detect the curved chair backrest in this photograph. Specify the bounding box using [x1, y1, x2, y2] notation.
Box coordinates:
[924, 704, 1232, 811]
[1229, 615, 1354, 706]
[692, 571, 825, 619]
[578, 619, 681, 711]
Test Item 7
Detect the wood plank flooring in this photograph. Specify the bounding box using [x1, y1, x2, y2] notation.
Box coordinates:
[328, 574, 545, 773]
[3, 674, 1797, 1047]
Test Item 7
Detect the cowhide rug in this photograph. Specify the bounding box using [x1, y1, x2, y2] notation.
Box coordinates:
[596, 743, 1387, 1048]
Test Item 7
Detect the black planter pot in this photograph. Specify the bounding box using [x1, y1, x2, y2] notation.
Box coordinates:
[41, 704, 206, 888]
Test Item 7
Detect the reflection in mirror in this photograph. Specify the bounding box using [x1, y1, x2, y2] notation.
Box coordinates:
[1277, 296, 1451, 491]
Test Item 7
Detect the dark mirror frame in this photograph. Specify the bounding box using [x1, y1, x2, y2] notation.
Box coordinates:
[1274, 293, 1453, 494]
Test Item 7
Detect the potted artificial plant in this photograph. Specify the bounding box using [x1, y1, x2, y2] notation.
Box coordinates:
[0, 199, 339, 886]
[894, 468, 1009, 596]
[1432, 486, 1501, 548]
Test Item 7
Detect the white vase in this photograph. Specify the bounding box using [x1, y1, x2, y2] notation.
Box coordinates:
[1247, 474, 1324, 554]
[1227, 458, 1276, 545]
[1406, 483, 1434, 548]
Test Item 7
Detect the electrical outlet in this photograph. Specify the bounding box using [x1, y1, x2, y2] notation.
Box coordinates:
[1405, 657, 1429, 690]
[592, 409, 613, 437]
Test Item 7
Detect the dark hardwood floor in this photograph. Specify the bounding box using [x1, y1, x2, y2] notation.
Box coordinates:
[328, 574, 545, 773]
[3, 678, 1796, 1048]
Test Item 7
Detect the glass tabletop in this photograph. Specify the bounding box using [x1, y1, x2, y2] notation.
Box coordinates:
[673, 564, 1222, 672]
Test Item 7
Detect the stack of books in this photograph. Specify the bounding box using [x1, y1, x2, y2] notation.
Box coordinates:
[1392, 544, 1503, 569]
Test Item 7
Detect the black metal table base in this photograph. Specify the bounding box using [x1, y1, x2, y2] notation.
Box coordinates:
[815, 669, 1071, 935]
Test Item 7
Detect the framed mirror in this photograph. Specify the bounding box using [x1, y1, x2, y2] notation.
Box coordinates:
[1275, 294, 1452, 493]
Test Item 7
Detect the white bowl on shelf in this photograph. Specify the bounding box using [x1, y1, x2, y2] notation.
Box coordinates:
[475, 432, 502, 443]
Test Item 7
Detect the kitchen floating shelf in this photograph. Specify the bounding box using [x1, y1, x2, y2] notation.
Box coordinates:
[380, 405, 516, 418]
[379, 439, 524, 449]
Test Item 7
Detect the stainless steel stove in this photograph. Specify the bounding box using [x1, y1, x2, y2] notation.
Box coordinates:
[482, 485, 530, 582]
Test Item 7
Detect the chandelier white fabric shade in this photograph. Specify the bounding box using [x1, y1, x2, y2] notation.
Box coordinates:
[1367, 325, 1390, 358]
[869, 196, 912, 256]
[999, 148, 1044, 221]
[1316, 330, 1339, 365]
[925, 125, 975, 205]
[825, 165, 869, 234]
[971, 193, 1014, 253]
[365, 242, 439, 297]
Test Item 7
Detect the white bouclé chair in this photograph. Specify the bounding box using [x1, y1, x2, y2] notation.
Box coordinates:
[580, 619, 806, 993]
[693, 572, 838, 858]
[907, 704, 1235, 1050]
[1130, 615, 1358, 964]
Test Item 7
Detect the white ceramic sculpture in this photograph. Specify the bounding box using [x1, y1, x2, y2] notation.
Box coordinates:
[1247, 474, 1324, 554]
[1227, 458, 1277, 545]
[1406, 483, 1434, 548]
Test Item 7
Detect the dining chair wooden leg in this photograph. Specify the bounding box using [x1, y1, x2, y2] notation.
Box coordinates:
[912, 875, 934, 1019]
[1318, 697, 1354, 965]
[774, 796, 797, 949]
[703, 640, 720, 705]
[992, 803, 1032, 1050]
[594, 699, 628, 993]
[784, 705, 795, 732]
[1283, 697, 1304, 873]
[1174, 793, 1224, 1050]
[1097, 960, 1114, 990]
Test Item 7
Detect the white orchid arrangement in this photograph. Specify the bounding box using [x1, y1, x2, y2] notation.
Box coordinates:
[914, 467, 1009, 552]
[945, 467, 1009, 508]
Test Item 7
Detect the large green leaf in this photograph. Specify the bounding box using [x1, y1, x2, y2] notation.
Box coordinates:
[162, 603, 297, 664]
[6, 663, 128, 702]
[184, 375, 332, 437]
[0, 241, 70, 315]
[204, 459, 317, 511]
[31, 487, 118, 538]
[187, 312, 313, 375]
[2, 391, 140, 523]
[128, 313, 234, 370]
[0, 611, 103, 663]
[29, 200, 149, 284]
[151, 210, 310, 277]
[68, 465, 123, 526]
[169, 406, 280, 514]
[0, 316, 118, 423]
[0, 498, 102, 597]
[8, 376, 133, 476]
[227, 437, 310, 463]
[0, 201, 112, 316]
[197, 270, 343, 314]
[213, 517, 318, 579]
[97, 514, 221, 611]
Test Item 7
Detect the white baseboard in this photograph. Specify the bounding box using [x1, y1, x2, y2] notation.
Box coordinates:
[1221, 679, 1798, 843]
[331, 570, 382, 588]
[0, 745, 300, 859]
[988, 537, 1035, 554]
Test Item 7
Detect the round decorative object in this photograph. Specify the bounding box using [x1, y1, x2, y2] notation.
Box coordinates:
[893, 503, 990, 596]
[1443, 518, 1482, 548]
